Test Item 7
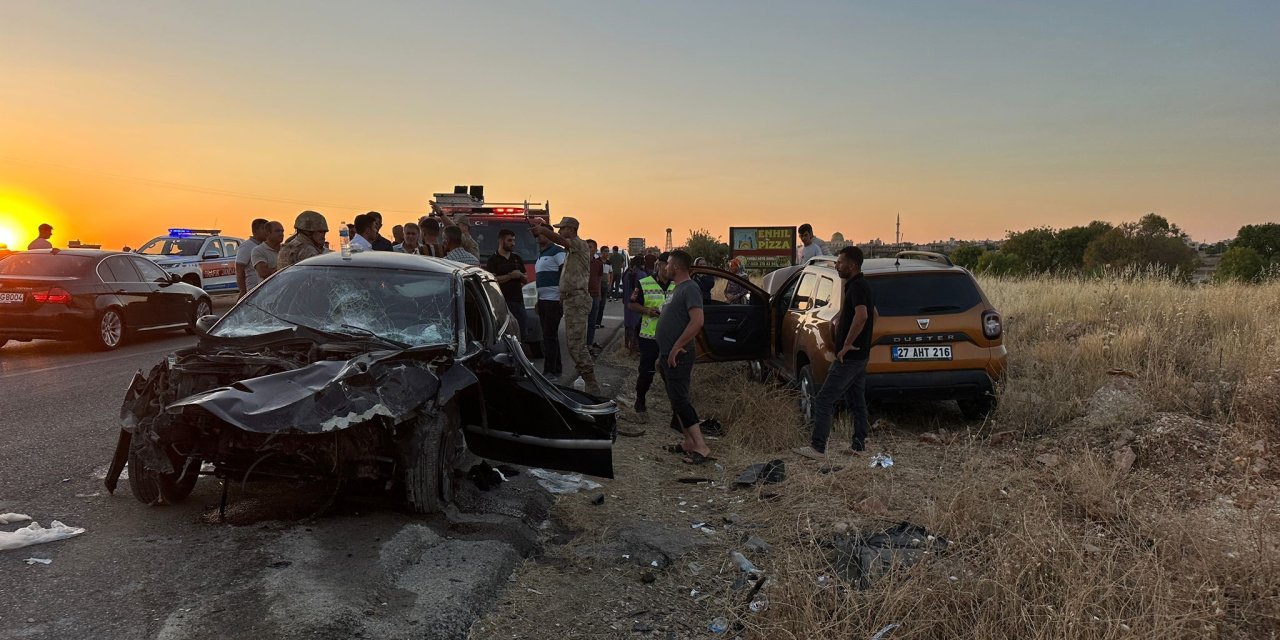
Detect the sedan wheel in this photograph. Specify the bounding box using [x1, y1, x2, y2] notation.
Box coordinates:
[187, 299, 212, 334]
[798, 365, 815, 426]
[96, 309, 125, 351]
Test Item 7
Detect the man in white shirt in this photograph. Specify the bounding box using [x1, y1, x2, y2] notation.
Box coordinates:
[799, 223, 829, 262]
[248, 221, 284, 291]
[349, 213, 376, 253]
[235, 218, 268, 298]
[27, 223, 54, 250]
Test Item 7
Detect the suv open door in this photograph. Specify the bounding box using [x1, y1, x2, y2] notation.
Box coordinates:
[688, 267, 772, 362]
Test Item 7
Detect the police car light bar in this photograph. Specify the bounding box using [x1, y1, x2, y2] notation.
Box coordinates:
[168, 228, 221, 237]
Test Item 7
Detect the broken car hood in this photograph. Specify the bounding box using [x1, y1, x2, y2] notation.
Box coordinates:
[161, 349, 475, 434]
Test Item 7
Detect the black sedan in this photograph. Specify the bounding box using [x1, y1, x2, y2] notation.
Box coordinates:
[106, 252, 616, 514]
[0, 249, 213, 350]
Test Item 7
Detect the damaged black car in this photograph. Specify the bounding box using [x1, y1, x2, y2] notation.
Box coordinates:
[105, 252, 616, 513]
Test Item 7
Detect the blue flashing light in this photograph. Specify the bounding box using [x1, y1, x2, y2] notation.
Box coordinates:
[168, 228, 194, 238]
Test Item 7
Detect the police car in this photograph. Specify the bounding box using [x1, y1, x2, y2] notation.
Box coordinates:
[134, 229, 245, 294]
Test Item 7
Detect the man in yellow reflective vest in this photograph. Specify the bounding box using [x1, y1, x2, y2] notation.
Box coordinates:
[626, 252, 675, 423]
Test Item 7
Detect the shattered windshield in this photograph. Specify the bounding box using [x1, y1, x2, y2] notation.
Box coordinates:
[136, 237, 205, 257]
[211, 265, 456, 347]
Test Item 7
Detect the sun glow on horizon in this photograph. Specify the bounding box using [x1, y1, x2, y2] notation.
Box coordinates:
[0, 189, 60, 250]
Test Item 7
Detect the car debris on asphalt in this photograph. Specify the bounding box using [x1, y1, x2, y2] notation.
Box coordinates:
[0, 520, 86, 552]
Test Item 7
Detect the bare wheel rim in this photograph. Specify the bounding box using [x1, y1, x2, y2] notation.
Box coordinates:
[196, 300, 211, 319]
[800, 373, 814, 425]
[101, 311, 123, 347]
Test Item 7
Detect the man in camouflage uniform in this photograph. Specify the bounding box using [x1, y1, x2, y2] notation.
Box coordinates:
[277, 210, 329, 270]
[530, 215, 600, 395]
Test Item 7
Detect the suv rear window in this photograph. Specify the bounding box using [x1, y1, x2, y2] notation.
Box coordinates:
[868, 272, 983, 316]
[470, 221, 540, 265]
[0, 253, 96, 277]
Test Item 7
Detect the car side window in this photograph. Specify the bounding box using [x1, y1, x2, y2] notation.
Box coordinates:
[222, 239, 239, 257]
[791, 273, 818, 311]
[204, 239, 224, 259]
[131, 257, 169, 283]
[482, 280, 511, 331]
[101, 256, 143, 283]
[462, 278, 491, 344]
[814, 277, 833, 308]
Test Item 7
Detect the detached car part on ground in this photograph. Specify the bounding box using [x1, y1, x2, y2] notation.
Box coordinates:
[104, 253, 616, 513]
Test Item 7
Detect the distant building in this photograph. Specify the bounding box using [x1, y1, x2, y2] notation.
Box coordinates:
[627, 237, 646, 257]
[67, 240, 102, 249]
[827, 232, 852, 254]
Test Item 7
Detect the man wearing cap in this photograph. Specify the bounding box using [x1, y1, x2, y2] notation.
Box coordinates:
[529, 215, 601, 395]
[278, 211, 330, 270]
[27, 224, 53, 250]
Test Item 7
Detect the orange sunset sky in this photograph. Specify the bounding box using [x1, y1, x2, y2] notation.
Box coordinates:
[1, 1, 1277, 251]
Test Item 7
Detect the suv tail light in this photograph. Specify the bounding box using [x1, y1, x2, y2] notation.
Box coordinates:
[982, 310, 1002, 340]
[33, 287, 72, 305]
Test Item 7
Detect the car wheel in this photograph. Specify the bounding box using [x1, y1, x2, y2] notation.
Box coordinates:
[403, 401, 461, 514]
[94, 308, 125, 351]
[186, 298, 212, 335]
[798, 365, 816, 426]
[958, 395, 996, 420]
[127, 439, 202, 505]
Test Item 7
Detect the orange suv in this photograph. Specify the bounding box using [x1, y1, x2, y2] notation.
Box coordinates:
[688, 251, 1006, 420]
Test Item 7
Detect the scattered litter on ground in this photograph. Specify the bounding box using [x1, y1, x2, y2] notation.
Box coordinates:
[591, 494, 605, 505]
[73, 493, 100, 498]
[677, 477, 712, 484]
[870, 623, 902, 640]
[869, 453, 894, 468]
[749, 595, 769, 612]
[734, 459, 786, 487]
[708, 617, 729, 634]
[0, 520, 86, 551]
[529, 468, 602, 494]
[745, 536, 771, 554]
[0, 513, 32, 525]
[24, 558, 52, 565]
[468, 462, 510, 491]
[832, 522, 949, 589]
[730, 550, 760, 574]
[687, 562, 703, 575]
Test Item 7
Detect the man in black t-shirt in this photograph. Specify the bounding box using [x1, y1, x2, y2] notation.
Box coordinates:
[485, 229, 529, 334]
[797, 246, 876, 459]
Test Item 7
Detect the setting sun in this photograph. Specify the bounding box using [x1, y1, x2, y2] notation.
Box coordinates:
[0, 189, 60, 250]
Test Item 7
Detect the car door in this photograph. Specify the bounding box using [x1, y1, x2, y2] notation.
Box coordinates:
[461, 276, 615, 478]
[686, 267, 772, 362]
[199, 238, 237, 293]
[131, 255, 190, 325]
[781, 272, 819, 372]
[98, 256, 155, 329]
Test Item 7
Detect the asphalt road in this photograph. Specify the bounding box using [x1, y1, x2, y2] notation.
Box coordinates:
[0, 294, 627, 640]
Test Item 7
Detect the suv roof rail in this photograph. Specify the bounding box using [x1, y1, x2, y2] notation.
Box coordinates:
[894, 250, 953, 266]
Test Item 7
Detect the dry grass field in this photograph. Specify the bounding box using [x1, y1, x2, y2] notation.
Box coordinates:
[473, 276, 1279, 640]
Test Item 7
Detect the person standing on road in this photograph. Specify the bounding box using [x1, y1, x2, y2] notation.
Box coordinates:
[235, 218, 268, 299]
[610, 246, 626, 299]
[418, 217, 444, 257]
[392, 224, 405, 247]
[366, 211, 395, 251]
[598, 248, 612, 328]
[798, 223, 829, 262]
[530, 216, 601, 395]
[656, 250, 713, 464]
[621, 256, 645, 356]
[27, 223, 53, 250]
[725, 258, 750, 304]
[796, 246, 876, 460]
[485, 228, 529, 334]
[443, 226, 481, 266]
[534, 232, 567, 378]
[587, 241, 604, 351]
[627, 252, 674, 422]
[277, 211, 329, 270]
[350, 214, 376, 253]
[394, 222, 424, 254]
[249, 221, 284, 290]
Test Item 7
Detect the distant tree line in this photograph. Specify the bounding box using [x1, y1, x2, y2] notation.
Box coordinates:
[951, 215, 1280, 283]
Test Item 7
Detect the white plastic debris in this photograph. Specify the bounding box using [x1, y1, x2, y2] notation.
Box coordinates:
[24, 558, 53, 565]
[870, 623, 901, 640]
[0, 513, 33, 525]
[0, 520, 86, 551]
[730, 550, 760, 574]
[749, 596, 769, 613]
[869, 453, 895, 469]
[528, 469, 602, 494]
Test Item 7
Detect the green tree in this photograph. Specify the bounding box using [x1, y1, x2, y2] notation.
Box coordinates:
[1053, 221, 1113, 272]
[950, 244, 984, 270]
[1000, 227, 1058, 273]
[1215, 246, 1265, 283]
[683, 229, 729, 267]
[1233, 223, 1280, 263]
[976, 250, 1027, 276]
[1083, 215, 1200, 280]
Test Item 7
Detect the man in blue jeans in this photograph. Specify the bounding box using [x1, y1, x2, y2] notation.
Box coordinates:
[797, 246, 876, 460]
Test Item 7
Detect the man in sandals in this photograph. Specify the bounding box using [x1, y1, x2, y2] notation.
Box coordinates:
[796, 246, 875, 460]
[656, 250, 713, 464]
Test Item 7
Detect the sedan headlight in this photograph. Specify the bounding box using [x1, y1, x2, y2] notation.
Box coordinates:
[523, 282, 538, 309]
